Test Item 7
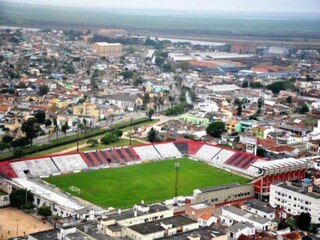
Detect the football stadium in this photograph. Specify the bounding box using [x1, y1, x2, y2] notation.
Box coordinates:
[0, 140, 310, 217]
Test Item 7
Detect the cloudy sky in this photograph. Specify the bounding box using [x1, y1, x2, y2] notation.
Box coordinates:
[2, 0, 320, 12]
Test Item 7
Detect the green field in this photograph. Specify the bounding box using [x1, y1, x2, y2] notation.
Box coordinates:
[45, 158, 248, 208]
[1, 2, 320, 37]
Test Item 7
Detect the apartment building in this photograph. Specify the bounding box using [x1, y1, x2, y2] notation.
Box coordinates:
[270, 181, 320, 223]
[93, 42, 122, 57]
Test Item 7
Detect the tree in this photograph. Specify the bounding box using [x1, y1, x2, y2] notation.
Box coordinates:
[143, 93, 150, 106]
[61, 121, 70, 137]
[13, 149, 26, 159]
[296, 212, 311, 231]
[87, 139, 99, 147]
[162, 63, 172, 72]
[113, 129, 123, 137]
[242, 81, 249, 88]
[37, 205, 52, 218]
[44, 119, 52, 126]
[9, 189, 34, 209]
[38, 85, 49, 96]
[2, 135, 13, 144]
[11, 137, 30, 149]
[34, 110, 46, 124]
[206, 121, 225, 138]
[101, 132, 118, 145]
[53, 117, 59, 139]
[147, 127, 158, 143]
[21, 118, 39, 145]
[176, 61, 190, 71]
[120, 71, 134, 80]
[237, 103, 242, 116]
[147, 108, 155, 120]
[299, 103, 309, 114]
[0, 141, 9, 153]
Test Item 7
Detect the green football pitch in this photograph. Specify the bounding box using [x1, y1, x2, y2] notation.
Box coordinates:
[45, 157, 248, 208]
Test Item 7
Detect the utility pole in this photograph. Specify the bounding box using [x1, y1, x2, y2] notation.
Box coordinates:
[129, 117, 133, 147]
[175, 163, 180, 198]
[76, 120, 80, 153]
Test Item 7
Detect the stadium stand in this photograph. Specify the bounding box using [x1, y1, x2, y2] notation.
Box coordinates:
[91, 151, 105, 165]
[224, 152, 258, 170]
[115, 149, 129, 162]
[174, 142, 188, 155]
[107, 149, 121, 164]
[187, 141, 204, 156]
[125, 147, 140, 161]
[1, 140, 264, 179]
[0, 161, 17, 178]
[154, 143, 181, 159]
[112, 149, 125, 163]
[133, 145, 162, 161]
[194, 144, 221, 161]
[25, 157, 59, 177]
[10, 161, 29, 178]
[120, 148, 131, 162]
[82, 152, 95, 167]
[100, 150, 113, 164]
[211, 149, 235, 166]
[51, 154, 88, 173]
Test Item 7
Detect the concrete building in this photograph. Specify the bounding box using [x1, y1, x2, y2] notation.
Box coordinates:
[243, 199, 275, 220]
[270, 180, 320, 223]
[225, 222, 255, 240]
[93, 42, 122, 57]
[98, 204, 173, 237]
[187, 183, 254, 206]
[158, 226, 228, 240]
[108, 95, 143, 111]
[72, 102, 100, 120]
[13, 178, 87, 218]
[126, 215, 198, 240]
[221, 205, 272, 231]
[0, 191, 10, 207]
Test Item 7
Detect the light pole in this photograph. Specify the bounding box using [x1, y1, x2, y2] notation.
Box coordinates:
[77, 123, 79, 152]
[175, 163, 180, 198]
[129, 117, 133, 147]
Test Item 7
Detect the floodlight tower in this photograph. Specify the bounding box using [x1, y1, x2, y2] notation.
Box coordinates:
[175, 163, 180, 198]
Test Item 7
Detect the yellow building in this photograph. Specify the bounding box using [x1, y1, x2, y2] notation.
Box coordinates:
[2, 119, 20, 132]
[226, 119, 239, 133]
[72, 102, 100, 120]
[93, 42, 122, 57]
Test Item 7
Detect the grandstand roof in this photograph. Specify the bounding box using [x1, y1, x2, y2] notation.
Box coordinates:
[198, 183, 241, 193]
[13, 178, 85, 211]
[251, 158, 309, 175]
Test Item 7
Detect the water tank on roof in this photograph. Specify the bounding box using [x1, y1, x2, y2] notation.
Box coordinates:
[303, 178, 311, 184]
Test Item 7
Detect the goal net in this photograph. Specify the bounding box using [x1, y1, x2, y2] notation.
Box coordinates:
[69, 185, 80, 195]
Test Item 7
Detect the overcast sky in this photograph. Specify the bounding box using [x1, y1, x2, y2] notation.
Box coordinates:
[2, 0, 320, 12]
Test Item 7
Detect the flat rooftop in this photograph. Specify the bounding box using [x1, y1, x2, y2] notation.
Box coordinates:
[158, 226, 225, 240]
[199, 183, 240, 193]
[223, 205, 270, 225]
[276, 182, 320, 199]
[128, 216, 196, 235]
[106, 204, 169, 221]
[13, 178, 84, 211]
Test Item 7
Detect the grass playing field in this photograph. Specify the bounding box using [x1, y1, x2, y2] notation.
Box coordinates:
[45, 158, 248, 208]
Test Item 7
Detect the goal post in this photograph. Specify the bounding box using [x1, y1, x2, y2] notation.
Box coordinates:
[69, 185, 80, 195]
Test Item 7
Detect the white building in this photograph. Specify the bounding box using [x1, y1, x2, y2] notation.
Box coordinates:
[226, 222, 255, 240]
[270, 181, 320, 223]
[221, 205, 271, 231]
[13, 178, 86, 218]
[243, 199, 275, 220]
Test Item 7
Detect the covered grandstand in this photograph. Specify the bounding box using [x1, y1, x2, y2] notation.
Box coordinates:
[0, 140, 311, 204]
[0, 140, 310, 180]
